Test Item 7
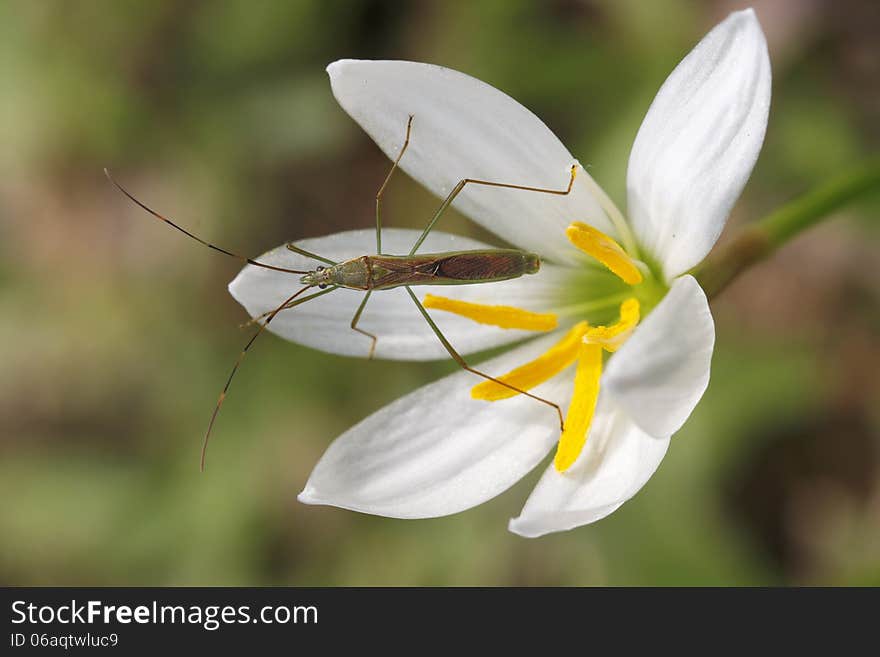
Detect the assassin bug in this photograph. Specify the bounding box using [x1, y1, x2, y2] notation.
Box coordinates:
[107, 116, 578, 469]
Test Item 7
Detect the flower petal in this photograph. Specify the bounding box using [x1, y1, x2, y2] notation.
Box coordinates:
[228, 228, 571, 360]
[327, 59, 615, 265]
[603, 275, 714, 438]
[299, 333, 574, 518]
[626, 9, 771, 279]
[509, 396, 670, 537]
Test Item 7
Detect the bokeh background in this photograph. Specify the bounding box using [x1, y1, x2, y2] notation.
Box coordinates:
[1, 0, 878, 586]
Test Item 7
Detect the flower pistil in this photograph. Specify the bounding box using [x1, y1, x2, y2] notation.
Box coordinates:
[426, 222, 646, 472]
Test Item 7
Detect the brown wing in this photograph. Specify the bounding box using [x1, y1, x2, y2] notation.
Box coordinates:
[367, 250, 535, 289]
[435, 252, 527, 281]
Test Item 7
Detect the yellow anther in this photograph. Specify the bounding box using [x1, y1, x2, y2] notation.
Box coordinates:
[585, 298, 640, 353]
[423, 294, 558, 332]
[471, 322, 588, 401]
[554, 342, 603, 472]
[565, 222, 643, 285]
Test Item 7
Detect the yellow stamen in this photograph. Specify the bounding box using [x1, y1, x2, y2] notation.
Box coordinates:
[471, 322, 588, 401]
[423, 294, 558, 331]
[586, 298, 640, 352]
[554, 341, 603, 472]
[565, 222, 643, 285]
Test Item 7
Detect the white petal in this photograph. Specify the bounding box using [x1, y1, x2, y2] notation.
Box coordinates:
[328, 59, 615, 265]
[626, 9, 771, 280]
[228, 228, 572, 360]
[299, 333, 574, 518]
[603, 275, 714, 438]
[509, 397, 670, 537]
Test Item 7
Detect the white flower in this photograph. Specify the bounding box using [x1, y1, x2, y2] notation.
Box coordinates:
[229, 9, 771, 536]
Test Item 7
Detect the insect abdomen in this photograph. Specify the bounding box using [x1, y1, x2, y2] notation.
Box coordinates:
[366, 249, 541, 289]
[435, 250, 540, 282]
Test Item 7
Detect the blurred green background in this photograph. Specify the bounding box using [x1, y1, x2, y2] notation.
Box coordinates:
[1, 0, 878, 586]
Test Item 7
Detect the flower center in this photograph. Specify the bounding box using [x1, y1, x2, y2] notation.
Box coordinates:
[423, 222, 649, 472]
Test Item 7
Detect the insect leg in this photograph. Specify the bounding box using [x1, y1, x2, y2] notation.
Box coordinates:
[240, 285, 339, 329]
[408, 164, 578, 255]
[375, 115, 414, 254]
[404, 286, 564, 431]
[285, 243, 337, 266]
[202, 284, 321, 471]
[350, 290, 377, 359]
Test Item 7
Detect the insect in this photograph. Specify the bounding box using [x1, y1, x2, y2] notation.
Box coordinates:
[107, 116, 578, 469]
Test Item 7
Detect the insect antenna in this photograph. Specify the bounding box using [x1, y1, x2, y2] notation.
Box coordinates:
[104, 168, 310, 275]
[239, 285, 338, 329]
[201, 284, 323, 471]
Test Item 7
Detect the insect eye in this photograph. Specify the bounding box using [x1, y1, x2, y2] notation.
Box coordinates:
[318, 283, 328, 289]
[316, 265, 325, 272]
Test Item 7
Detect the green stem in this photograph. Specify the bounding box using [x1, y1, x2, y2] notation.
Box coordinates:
[693, 158, 880, 299]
